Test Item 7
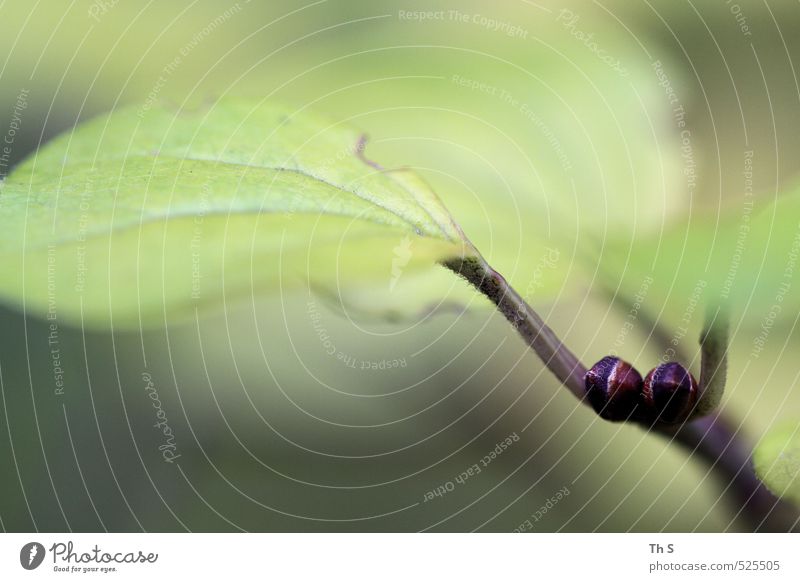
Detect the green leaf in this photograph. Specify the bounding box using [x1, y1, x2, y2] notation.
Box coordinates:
[694, 306, 728, 417]
[1, 0, 698, 327]
[0, 99, 470, 327]
[597, 188, 800, 324]
[754, 424, 800, 507]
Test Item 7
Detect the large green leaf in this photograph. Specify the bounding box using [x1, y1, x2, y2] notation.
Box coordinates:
[754, 424, 800, 508]
[0, 99, 470, 327]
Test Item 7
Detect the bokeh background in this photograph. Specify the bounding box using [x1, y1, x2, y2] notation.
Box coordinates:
[1, 0, 799, 532]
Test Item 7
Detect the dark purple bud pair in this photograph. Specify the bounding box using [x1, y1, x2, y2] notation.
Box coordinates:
[585, 357, 698, 424]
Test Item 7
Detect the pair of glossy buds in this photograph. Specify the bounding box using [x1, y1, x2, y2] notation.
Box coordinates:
[584, 356, 698, 424]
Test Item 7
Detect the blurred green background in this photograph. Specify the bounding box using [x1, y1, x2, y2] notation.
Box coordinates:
[1, 0, 799, 531]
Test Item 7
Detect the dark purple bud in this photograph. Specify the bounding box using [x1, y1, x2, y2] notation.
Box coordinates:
[585, 356, 644, 421]
[642, 362, 698, 424]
